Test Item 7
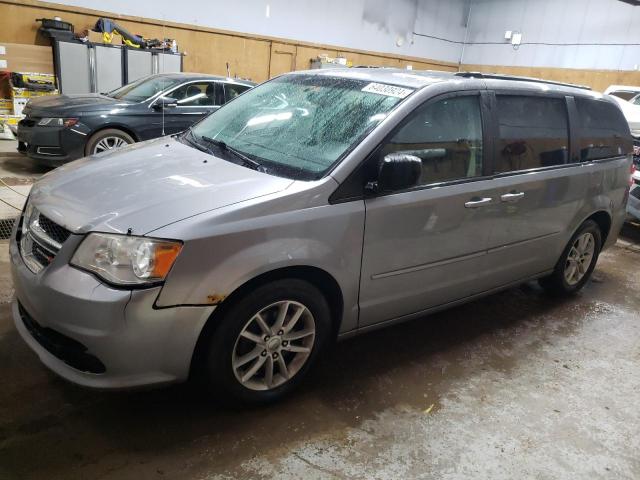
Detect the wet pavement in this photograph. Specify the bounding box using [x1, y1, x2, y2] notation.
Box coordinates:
[0, 145, 639, 479]
[0, 141, 44, 232]
[0, 228, 638, 479]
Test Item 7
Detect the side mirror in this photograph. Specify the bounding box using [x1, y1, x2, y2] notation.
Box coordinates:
[368, 153, 422, 193]
[153, 97, 178, 110]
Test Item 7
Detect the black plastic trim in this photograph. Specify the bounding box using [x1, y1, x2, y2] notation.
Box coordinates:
[19, 302, 106, 374]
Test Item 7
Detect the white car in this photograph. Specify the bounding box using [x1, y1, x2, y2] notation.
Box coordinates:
[608, 95, 640, 137]
[606, 96, 640, 221]
[604, 85, 640, 101]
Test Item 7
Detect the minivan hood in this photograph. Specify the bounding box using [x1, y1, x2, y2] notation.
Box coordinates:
[29, 137, 294, 234]
[25, 94, 128, 115]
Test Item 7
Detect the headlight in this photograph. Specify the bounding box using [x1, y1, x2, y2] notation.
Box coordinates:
[70, 233, 182, 286]
[38, 117, 78, 127]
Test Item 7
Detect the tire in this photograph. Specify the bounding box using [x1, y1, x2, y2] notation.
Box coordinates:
[202, 279, 332, 405]
[85, 128, 134, 156]
[538, 219, 602, 295]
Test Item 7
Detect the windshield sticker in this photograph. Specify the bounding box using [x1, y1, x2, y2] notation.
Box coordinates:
[361, 83, 414, 98]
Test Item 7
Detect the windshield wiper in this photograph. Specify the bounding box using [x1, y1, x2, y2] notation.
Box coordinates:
[181, 130, 210, 153]
[200, 135, 266, 172]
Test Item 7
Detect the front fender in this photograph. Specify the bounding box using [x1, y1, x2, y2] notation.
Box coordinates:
[153, 198, 365, 334]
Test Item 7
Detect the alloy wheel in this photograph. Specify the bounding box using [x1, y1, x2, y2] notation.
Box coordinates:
[93, 136, 129, 154]
[232, 300, 316, 391]
[564, 232, 595, 286]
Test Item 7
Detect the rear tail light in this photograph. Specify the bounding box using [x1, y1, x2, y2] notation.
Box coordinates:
[631, 162, 637, 187]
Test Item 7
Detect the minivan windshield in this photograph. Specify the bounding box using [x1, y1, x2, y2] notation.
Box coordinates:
[106, 75, 182, 102]
[189, 74, 412, 179]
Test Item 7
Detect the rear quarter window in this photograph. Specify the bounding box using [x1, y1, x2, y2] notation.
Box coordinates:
[575, 98, 632, 161]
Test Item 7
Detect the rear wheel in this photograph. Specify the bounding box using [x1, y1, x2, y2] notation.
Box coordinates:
[85, 128, 134, 156]
[203, 279, 331, 404]
[539, 219, 602, 295]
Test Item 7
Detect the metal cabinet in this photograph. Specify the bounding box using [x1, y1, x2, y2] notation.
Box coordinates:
[94, 45, 124, 93]
[56, 41, 92, 94]
[155, 52, 182, 74]
[53, 40, 183, 94]
[126, 49, 153, 83]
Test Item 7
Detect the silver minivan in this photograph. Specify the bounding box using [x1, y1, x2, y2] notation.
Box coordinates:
[10, 69, 632, 403]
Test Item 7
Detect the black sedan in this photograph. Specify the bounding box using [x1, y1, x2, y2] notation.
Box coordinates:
[17, 73, 255, 166]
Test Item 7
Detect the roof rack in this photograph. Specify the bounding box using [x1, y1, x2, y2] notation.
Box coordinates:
[454, 72, 591, 91]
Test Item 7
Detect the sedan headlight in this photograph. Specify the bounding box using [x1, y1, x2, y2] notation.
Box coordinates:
[71, 233, 182, 286]
[38, 117, 78, 127]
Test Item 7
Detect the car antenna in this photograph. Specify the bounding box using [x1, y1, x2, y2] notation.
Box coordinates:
[161, 16, 166, 136]
[226, 62, 230, 78]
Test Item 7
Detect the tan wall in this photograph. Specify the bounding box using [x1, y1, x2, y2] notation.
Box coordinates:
[0, 0, 457, 83]
[461, 64, 640, 93]
[3, 0, 639, 92]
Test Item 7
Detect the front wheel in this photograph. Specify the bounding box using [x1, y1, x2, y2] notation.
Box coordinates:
[203, 279, 331, 404]
[85, 128, 134, 156]
[539, 219, 602, 295]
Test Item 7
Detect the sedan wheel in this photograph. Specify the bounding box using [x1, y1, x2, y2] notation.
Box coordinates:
[85, 129, 135, 157]
[92, 136, 130, 154]
[232, 300, 315, 391]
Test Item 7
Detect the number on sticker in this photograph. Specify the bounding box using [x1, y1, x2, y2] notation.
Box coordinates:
[362, 83, 414, 99]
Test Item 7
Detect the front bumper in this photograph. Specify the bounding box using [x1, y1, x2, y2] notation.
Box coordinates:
[17, 119, 88, 166]
[9, 226, 215, 389]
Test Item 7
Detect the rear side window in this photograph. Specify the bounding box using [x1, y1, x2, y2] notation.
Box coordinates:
[575, 98, 631, 161]
[495, 96, 569, 173]
[224, 83, 251, 103]
[380, 95, 483, 185]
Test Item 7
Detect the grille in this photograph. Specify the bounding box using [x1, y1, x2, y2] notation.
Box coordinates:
[38, 214, 71, 244]
[32, 241, 54, 265]
[19, 206, 72, 272]
[631, 186, 640, 200]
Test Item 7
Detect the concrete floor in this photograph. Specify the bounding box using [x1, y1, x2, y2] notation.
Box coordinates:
[1, 145, 640, 480]
[0, 140, 45, 220]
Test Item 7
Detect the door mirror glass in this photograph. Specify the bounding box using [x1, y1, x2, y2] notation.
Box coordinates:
[373, 153, 422, 192]
[153, 97, 178, 110]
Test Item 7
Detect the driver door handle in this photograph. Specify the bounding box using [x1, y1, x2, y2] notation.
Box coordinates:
[500, 192, 525, 202]
[464, 197, 493, 208]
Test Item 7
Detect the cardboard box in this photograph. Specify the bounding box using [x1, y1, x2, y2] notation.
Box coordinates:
[0, 114, 23, 139]
[12, 86, 59, 116]
[12, 97, 28, 116]
[0, 114, 21, 126]
[0, 98, 11, 115]
[0, 72, 58, 116]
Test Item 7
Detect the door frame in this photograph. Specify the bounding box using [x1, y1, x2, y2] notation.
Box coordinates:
[148, 80, 223, 110]
[482, 88, 579, 176]
[356, 88, 501, 328]
[330, 89, 496, 203]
